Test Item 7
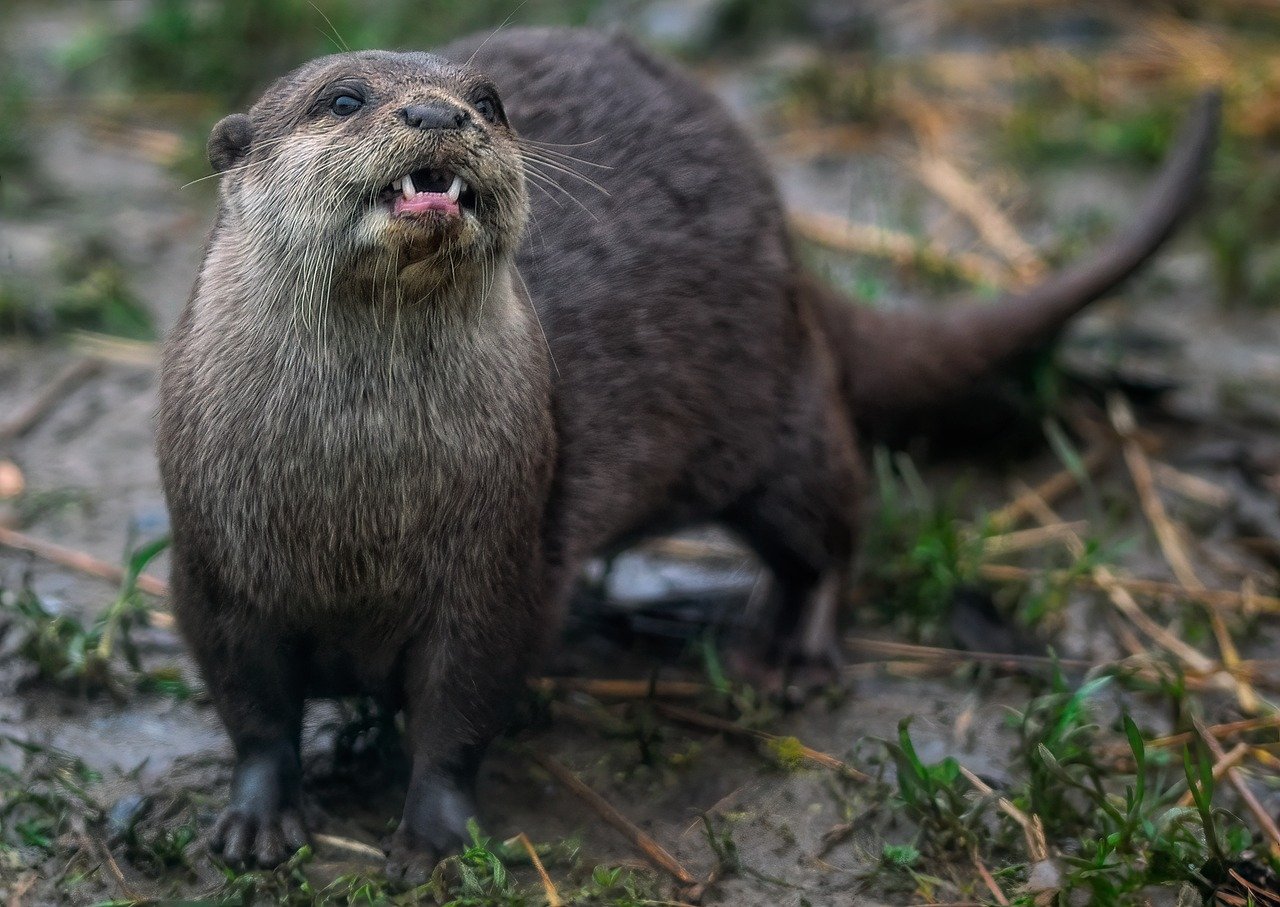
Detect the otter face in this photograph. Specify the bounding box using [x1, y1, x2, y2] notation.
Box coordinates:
[209, 50, 529, 292]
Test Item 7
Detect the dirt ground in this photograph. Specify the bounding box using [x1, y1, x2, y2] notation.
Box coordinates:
[3, 2, 1280, 906]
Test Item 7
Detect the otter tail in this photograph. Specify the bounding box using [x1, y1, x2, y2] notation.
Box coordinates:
[808, 89, 1221, 437]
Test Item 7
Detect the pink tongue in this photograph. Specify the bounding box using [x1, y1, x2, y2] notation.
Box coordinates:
[393, 192, 460, 217]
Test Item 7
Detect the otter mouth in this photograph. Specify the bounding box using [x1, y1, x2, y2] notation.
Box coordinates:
[382, 168, 478, 219]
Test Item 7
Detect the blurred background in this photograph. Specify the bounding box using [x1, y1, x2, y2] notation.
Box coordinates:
[4, 2, 1280, 905]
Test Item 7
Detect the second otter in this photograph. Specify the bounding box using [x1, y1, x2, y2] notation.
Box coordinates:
[158, 29, 1219, 877]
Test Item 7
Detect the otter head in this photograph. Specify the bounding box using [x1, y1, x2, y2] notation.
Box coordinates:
[208, 51, 528, 298]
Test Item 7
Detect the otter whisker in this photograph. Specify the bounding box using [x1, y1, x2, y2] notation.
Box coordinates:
[518, 169, 566, 207]
[475, 254, 489, 328]
[515, 140, 611, 170]
[521, 153, 611, 197]
[527, 161, 609, 188]
[518, 135, 606, 152]
[318, 236, 337, 358]
[522, 166, 599, 223]
[388, 246, 402, 386]
[520, 162, 575, 192]
[179, 136, 298, 189]
[180, 159, 275, 190]
[511, 265, 558, 380]
[307, 0, 351, 53]
[475, 247, 498, 331]
[464, 0, 529, 69]
[521, 146, 606, 173]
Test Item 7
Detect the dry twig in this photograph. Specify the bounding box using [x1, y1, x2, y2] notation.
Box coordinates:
[845, 638, 1091, 672]
[0, 526, 169, 598]
[1109, 396, 1202, 592]
[653, 703, 870, 782]
[789, 211, 1007, 286]
[0, 358, 104, 445]
[0, 460, 23, 500]
[312, 833, 384, 862]
[78, 832, 134, 902]
[510, 832, 564, 907]
[1151, 461, 1232, 509]
[70, 332, 160, 368]
[914, 151, 1045, 284]
[988, 443, 1115, 532]
[971, 848, 1011, 905]
[1016, 483, 1217, 674]
[528, 750, 698, 888]
[1109, 395, 1268, 713]
[530, 677, 704, 700]
[979, 563, 1280, 615]
[959, 766, 1049, 862]
[1147, 714, 1280, 750]
[1193, 718, 1280, 858]
[982, 521, 1088, 556]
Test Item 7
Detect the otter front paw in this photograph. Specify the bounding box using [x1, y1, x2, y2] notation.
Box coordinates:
[385, 780, 474, 885]
[213, 746, 308, 868]
[212, 804, 308, 868]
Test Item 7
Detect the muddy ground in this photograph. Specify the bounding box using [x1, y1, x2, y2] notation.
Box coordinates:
[3, 2, 1280, 906]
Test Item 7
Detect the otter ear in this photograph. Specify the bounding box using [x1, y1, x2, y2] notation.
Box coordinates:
[207, 113, 254, 172]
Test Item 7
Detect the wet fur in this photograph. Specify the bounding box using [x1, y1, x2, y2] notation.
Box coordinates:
[443, 26, 1217, 664]
[158, 28, 1217, 873]
[159, 50, 553, 873]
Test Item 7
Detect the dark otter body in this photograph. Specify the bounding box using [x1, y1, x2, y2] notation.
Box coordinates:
[158, 27, 1218, 875]
[444, 26, 1219, 667]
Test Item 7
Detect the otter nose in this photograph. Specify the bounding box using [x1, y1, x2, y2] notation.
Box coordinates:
[401, 102, 470, 131]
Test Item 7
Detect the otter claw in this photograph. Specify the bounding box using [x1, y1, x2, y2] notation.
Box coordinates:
[384, 825, 464, 887]
[385, 777, 474, 884]
[384, 839, 440, 888]
[212, 807, 308, 869]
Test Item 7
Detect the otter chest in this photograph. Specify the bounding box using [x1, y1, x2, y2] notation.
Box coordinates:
[184, 338, 519, 605]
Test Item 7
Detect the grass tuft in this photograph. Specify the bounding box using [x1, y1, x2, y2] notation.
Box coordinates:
[861, 449, 988, 643]
[0, 536, 182, 698]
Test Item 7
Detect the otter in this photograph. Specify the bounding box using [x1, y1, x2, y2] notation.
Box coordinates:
[157, 27, 1219, 877]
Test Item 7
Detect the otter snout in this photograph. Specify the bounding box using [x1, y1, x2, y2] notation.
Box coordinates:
[401, 101, 471, 131]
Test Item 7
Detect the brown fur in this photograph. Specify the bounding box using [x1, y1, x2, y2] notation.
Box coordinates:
[157, 27, 1218, 875]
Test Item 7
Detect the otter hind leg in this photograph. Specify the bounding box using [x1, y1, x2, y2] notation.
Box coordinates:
[730, 559, 850, 700]
[722, 387, 862, 697]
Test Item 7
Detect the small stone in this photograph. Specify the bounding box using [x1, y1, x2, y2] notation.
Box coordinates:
[106, 793, 148, 839]
[1026, 858, 1064, 893]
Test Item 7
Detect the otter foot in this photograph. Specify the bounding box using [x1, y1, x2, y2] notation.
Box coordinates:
[727, 639, 844, 705]
[779, 638, 844, 703]
[212, 747, 308, 868]
[385, 777, 475, 885]
[212, 804, 308, 868]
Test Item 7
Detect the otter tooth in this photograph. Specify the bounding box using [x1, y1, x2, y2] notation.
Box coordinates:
[447, 175, 465, 202]
[392, 177, 402, 191]
[401, 173, 416, 200]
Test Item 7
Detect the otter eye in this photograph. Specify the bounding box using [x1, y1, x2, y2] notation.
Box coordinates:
[474, 96, 498, 124]
[330, 93, 363, 116]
